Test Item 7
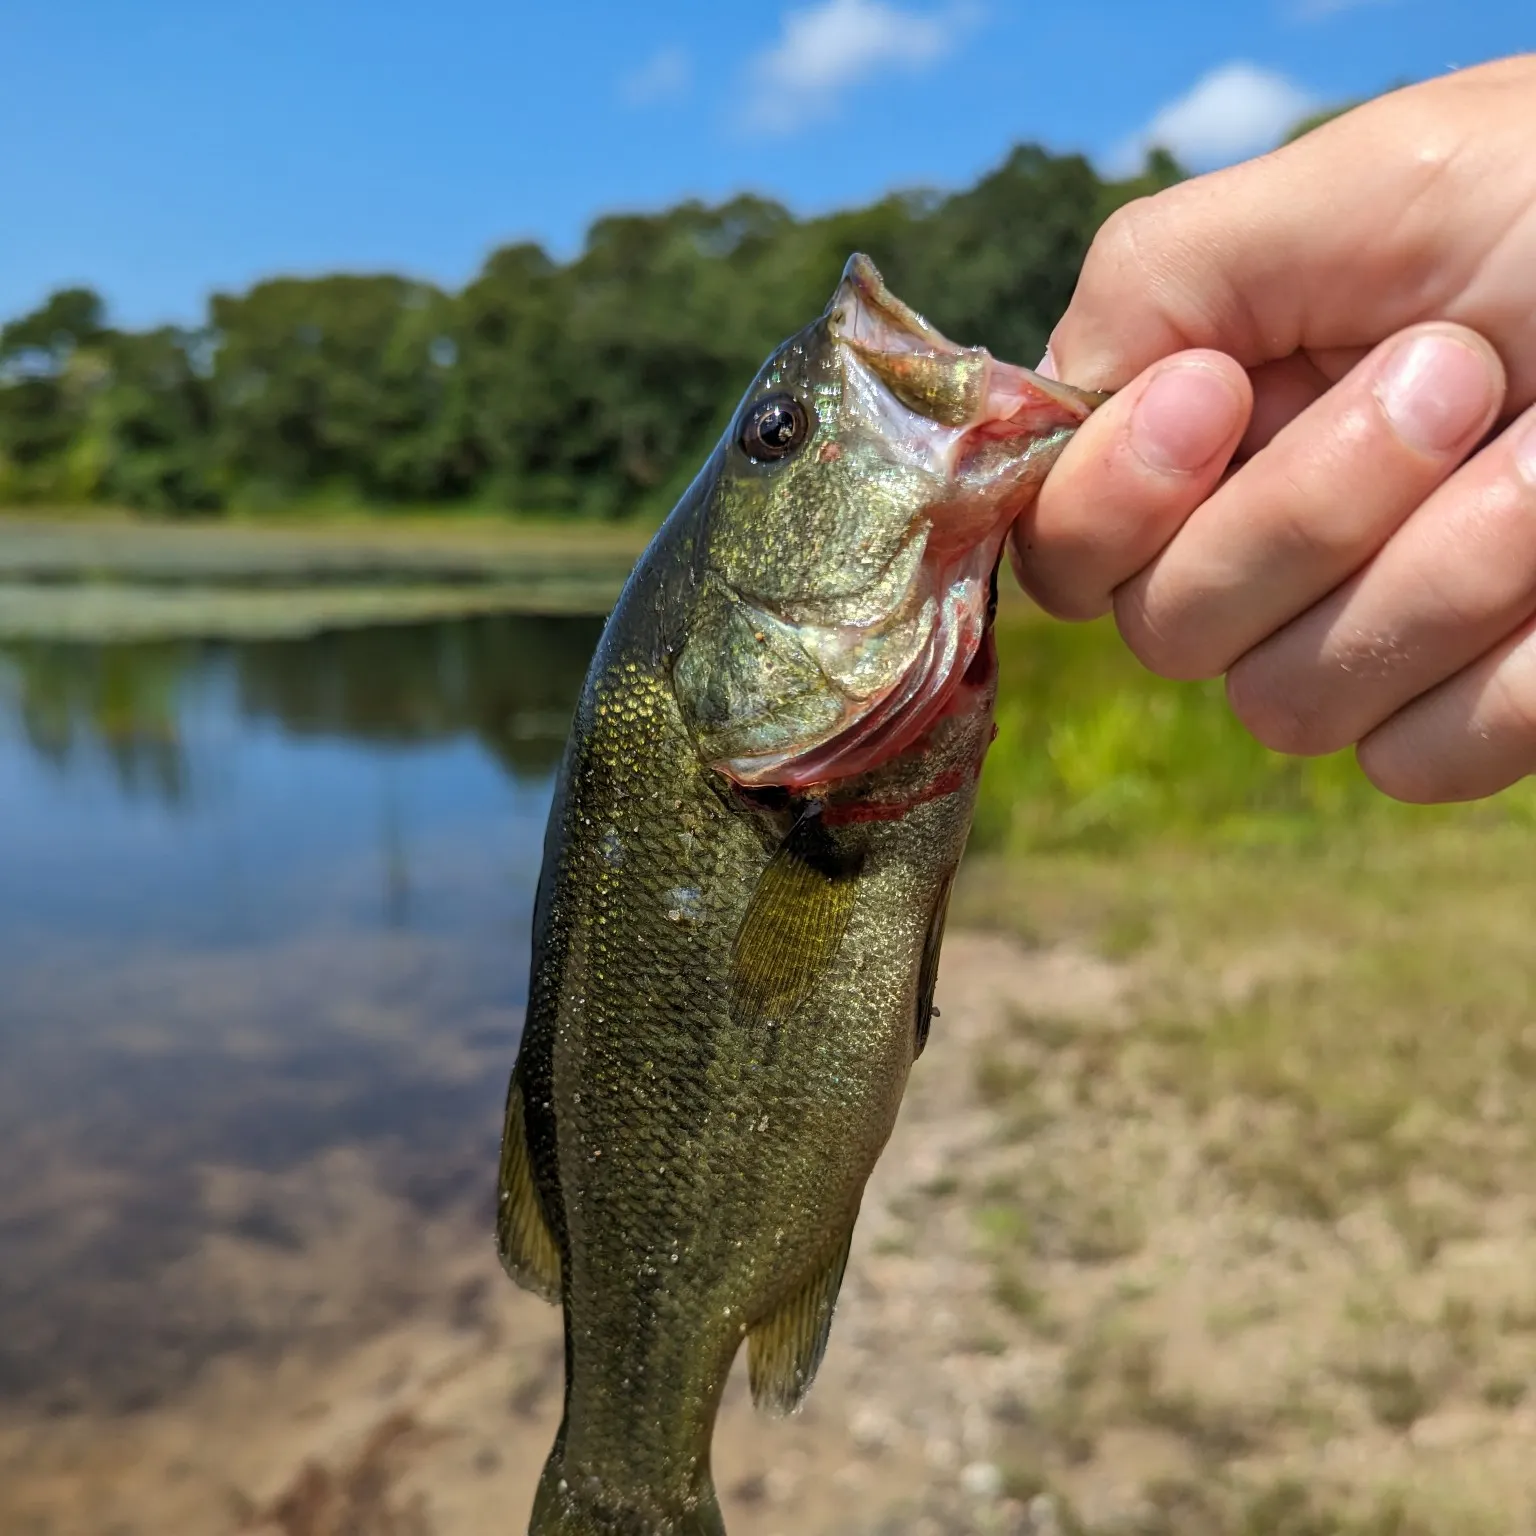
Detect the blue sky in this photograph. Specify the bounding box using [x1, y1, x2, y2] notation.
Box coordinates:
[2, 1, 1530, 328]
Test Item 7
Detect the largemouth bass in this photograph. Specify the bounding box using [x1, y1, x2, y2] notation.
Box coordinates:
[498, 254, 1103, 1535]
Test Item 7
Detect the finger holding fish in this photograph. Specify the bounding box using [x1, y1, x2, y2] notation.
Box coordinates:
[1009, 349, 1251, 621]
[1015, 57, 1536, 784]
[1113, 323, 1506, 685]
[1015, 325, 1507, 718]
[1232, 394, 1536, 770]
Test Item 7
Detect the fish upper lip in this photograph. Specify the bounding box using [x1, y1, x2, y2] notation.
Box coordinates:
[826, 255, 986, 436]
[827, 253, 953, 356]
[826, 252, 1106, 454]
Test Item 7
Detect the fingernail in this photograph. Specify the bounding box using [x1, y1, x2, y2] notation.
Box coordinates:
[1130, 361, 1243, 474]
[1513, 412, 1536, 488]
[1376, 332, 1495, 455]
[1035, 345, 1059, 380]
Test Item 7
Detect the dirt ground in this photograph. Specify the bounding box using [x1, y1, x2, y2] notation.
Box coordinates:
[5, 927, 1536, 1536]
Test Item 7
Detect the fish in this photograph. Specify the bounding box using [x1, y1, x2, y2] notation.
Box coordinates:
[497, 253, 1104, 1536]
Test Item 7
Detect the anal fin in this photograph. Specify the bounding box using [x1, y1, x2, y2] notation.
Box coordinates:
[747, 1222, 856, 1416]
[496, 1068, 561, 1304]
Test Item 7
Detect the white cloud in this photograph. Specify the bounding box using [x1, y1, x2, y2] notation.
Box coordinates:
[742, 0, 972, 132]
[621, 46, 691, 108]
[1105, 62, 1318, 176]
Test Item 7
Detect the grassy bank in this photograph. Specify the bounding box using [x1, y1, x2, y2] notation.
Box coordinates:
[928, 605, 1536, 1532]
[978, 600, 1536, 855]
[0, 512, 651, 639]
[0, 508, 654, 574]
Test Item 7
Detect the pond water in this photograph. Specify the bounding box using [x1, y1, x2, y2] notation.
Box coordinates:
[0, 614, 601, 1414]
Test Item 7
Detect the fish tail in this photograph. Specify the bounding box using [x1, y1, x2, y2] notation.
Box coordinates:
[529, 1445, 725, 1536]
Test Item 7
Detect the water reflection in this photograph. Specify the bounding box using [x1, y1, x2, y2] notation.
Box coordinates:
[1, 640, 190, 801]
[0, 613, 600, 1411]
[0, 612, 598, 807]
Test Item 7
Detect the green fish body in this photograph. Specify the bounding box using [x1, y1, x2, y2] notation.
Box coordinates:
[498, 256, 1101, 1535]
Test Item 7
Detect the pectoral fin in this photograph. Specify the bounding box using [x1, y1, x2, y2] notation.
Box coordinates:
[495, 1068, 561, 1304]
[730, 806, 860, 1032]
[747, 1222, 856, 1416]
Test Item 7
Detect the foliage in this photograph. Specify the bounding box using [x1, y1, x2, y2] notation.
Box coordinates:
[0, 144, 1186, 520]
[972, 604, 1536, 854]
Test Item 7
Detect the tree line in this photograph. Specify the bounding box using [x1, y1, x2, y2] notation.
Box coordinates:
[0, 145, 1187, 520]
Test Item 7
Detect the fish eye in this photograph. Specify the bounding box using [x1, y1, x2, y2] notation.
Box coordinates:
[739, 393, 812, 463]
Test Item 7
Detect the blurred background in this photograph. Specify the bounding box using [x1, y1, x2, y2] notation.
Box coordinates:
[3, 5, 1536, 1534]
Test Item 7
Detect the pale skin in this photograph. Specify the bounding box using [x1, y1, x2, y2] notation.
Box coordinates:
[1011, 52, 1536, 804]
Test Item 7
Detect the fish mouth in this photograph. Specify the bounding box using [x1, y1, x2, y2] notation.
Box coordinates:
[714, 256, 1102, 792]
[827, 253, 1105, 489]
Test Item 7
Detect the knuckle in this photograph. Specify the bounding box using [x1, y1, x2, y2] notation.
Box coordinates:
[1355, 734, 1443, 805]
[1087, 197, 1166, 287]
[1224, 656, 1340, 757]
[1083, 202, 1137, 271]
[1008, 538, 1112, 623]
[1031, 580, 1112, 624]
[1113, 590, 1220, 682]
[1081, 198, 1161, 296]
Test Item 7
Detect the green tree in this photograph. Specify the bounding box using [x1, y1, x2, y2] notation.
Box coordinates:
[0, 145, 1185, 519]
[0, 286, 113, 502]
[208, 274, 467, 507]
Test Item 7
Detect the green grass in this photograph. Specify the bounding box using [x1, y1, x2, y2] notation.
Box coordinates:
[974, 603, 1536, 856]
[0, 512, 651, 639]
[964, 607, 1536, 1233]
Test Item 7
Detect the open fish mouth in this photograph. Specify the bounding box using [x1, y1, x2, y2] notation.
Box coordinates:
[830, 253, 1104, 494]
[714, 256, 1102, 792]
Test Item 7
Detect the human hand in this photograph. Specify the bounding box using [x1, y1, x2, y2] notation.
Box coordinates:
[1012, 53, 1536, 803]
